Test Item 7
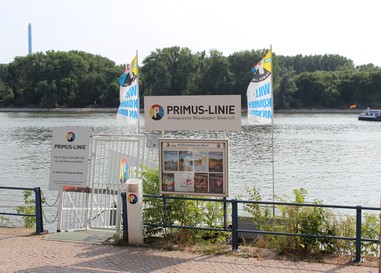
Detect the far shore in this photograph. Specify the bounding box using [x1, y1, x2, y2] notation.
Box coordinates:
[0, 107, 361, 114]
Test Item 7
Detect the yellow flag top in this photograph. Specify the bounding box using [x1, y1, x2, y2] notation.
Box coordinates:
[250, 50, 272, 79]
[130, 55, 138, 77]
[263, 50, 272, 74]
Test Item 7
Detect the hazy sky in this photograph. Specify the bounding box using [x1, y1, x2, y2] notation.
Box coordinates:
[1, 0, 380, 67]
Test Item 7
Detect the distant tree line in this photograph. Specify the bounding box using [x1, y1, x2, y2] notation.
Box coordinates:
[1, 47, 380, 109]
[0, 51, 121, 108]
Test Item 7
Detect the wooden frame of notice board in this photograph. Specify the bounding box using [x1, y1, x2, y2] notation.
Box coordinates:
[159, 139, 229, 197]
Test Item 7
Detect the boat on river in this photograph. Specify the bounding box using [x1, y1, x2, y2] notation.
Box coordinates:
[358, 109, 381, 121]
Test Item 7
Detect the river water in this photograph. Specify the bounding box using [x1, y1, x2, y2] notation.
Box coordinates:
[0, 111, 380, 229]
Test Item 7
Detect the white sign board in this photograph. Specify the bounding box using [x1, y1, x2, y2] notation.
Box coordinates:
[144, 95, 241, 131]
[49, 127, 91, 191]
[159, 139, 229, 197]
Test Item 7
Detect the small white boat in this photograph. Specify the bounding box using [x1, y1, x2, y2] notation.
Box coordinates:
[358, 109, 381, 121]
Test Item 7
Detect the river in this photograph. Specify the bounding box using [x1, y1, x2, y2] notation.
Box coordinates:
[0, 111, 380, 230]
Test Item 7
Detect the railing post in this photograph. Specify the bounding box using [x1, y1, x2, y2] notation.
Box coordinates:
[354, 205, 362, 263]
[56, 186, 64, 232]
[121, 192, 128, 242]
[85, 187, 91, 230]
[162, 194, 168, 228]
[34, 187, 44, 234]
[223, 197, 227, 229]
[231, 199, 239, 251]
[379, 196, 381, 270]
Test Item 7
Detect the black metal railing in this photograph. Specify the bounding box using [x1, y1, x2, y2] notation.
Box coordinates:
[121, 193, 380, 263]
[0, 186, 44, 234]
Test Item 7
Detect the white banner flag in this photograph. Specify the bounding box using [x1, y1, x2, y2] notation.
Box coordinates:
[117, 80, 139, 124]
[246, 50, 273, 125]
[117, 55, 139, 125]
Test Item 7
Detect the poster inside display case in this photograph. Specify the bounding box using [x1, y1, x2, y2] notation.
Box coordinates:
[159, 139, 228, 197]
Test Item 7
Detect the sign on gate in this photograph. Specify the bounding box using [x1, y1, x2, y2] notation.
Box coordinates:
[159, 139, 229, 197]
[49, 127, 91, 191]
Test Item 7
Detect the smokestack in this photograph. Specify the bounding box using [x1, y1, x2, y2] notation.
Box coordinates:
[28, 23, 32, 55]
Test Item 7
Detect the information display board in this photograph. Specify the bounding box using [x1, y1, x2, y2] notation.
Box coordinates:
[159, 139, 228, 197]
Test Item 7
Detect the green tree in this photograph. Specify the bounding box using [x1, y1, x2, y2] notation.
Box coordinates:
[2, 47, 381, 109]
[141, 49, 172, 96]
[199, 49, 234, 95]
[294, 71, 340, 108]
[141, 46, 198, 96]
[37, 80, 58, 108]
[275, 69, 298, 109]
[3, 50, 120, 107]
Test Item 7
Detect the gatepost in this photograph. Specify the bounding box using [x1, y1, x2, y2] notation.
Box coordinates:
[125, 179, 144, 245]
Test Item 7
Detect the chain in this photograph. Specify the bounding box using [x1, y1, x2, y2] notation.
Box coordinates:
[42, 209, 58, 224]
[41, 191, 60, 207]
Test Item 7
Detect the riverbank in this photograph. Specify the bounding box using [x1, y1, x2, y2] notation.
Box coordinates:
[0, 107, 361, 114]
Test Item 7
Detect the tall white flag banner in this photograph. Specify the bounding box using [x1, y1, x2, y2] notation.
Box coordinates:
[246, 50, 273, 125]
[117, 55, 139, 124]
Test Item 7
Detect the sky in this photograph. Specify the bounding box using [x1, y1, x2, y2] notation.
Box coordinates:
[1, 0, 381, 67]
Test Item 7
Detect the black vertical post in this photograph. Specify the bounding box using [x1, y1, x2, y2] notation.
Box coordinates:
[121, 192, 128, 242]
[223, 197, 227, 229]
[354, 206, 362, 263]
[231, 199, 239, 251]
[162, 194, 167, 228]
[34, 187, 44, 234]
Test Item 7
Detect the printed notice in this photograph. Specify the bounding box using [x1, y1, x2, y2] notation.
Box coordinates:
[49, 127, 91, 191]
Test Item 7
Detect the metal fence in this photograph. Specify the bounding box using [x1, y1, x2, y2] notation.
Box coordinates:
[121, 193, 380, 263]
[0, 186, 44, 234]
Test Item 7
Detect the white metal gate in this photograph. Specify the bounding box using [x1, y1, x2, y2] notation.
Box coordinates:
[56, 133, 158, 232]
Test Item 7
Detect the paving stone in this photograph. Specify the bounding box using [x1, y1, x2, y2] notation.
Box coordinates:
[0, 228, 378, 273]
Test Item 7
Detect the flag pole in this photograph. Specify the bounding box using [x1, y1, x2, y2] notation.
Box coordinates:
[136, 49, 140, 135]
[270, 45, 275, 215]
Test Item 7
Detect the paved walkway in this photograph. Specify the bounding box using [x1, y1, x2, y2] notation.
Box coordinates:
[0, 228, 378, 273]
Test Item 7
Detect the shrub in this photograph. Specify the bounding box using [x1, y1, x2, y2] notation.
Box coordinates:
[16, 190, 36, 228]
[140, 168, 380, 257]
[141, 166, 227, 246]
[240, 186, 379, 257]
